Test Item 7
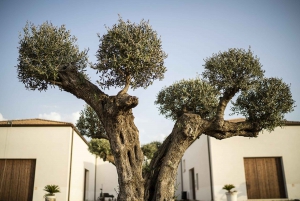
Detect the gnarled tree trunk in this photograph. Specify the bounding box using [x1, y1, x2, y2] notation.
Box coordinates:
[100, 94, 145, 201]
[57, 68, 145, 200]
[56, 67, 261, 201]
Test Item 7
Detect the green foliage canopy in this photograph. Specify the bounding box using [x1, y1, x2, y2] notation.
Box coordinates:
[76, 104, 106, 138]
[202, 48, 264, 92]
[17, 17, 167, 93]
[95, 17, 167, 90]
[141, 141, 162, 160]
[17, 22, 88, 91]
[88, 138, 162, 164]
[155, 78, 219, 121]
[232, 78, 295, 131]
[76, 105, 113, 162]
[88, 138, 112, 161]
[155, 48, 295, 132]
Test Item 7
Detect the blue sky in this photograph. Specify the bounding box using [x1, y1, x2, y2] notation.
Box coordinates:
[0, 0, 299, 144]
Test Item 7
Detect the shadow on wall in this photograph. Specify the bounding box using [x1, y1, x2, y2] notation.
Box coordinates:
[96, 160, 119, 198]
[236, 182, 246, 198]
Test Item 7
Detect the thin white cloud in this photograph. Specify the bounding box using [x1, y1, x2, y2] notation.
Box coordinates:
[38, 111, 80, 125]
[0, 113, 7, 121]
[39, 112, 61, 121]
[63, 111, 80, 125]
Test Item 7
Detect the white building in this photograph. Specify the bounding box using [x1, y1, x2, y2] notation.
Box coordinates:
[176, 119, 300, 201]
[0, 119, 118, 201]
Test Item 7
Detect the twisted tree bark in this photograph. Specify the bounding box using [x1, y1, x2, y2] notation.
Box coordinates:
[56, 66, 262, 201]
[101, 94, 144, 201]
[57, 67, 145, 200]
[144, 114, 209, 201]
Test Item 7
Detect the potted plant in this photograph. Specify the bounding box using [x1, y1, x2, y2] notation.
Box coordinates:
[44, 184, 60, 201]
[222, 184, 237, 201]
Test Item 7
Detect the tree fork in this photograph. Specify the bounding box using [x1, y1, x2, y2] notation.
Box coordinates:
[46, 66, 264, 200]
[57, 66, 107, 113]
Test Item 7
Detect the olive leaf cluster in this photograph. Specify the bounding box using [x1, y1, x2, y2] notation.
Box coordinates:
[232, 78, 295, 131]
[141, 141, 162, 160]
[88, 138, 163, 163]
[155, 78, 219, 121]
[88, 138, 112, 161]
[76, 104, 106, 138]
[95, 17, 167, 90]
[202, 48, 264, 92]
[141, 141, 162, 175]
[17, 22, 88, 91]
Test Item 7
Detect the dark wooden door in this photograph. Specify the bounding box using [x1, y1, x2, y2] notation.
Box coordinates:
[244, 157, 286, 199]
[0, 159, 36, 201]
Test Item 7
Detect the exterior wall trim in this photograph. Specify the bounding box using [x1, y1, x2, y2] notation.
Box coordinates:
[207, 136, 214, 201]
[68, 129, 74, 201]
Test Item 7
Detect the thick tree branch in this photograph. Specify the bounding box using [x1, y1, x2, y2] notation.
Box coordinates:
[118, 75, 131, 95]
[205, 119, 261, 139]
[205, 130, 259, 139]
[57, 65, 108, 116]
[216, 88, 239, 120]
[49, 80, 63, 86]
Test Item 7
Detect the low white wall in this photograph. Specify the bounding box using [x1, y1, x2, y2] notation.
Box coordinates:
[69, 131, 96, 201]
[96, 158, 119, 199]
[0, 126, 72, 201]
[180, 135, 212, 201]
[210, 126, 300, 201]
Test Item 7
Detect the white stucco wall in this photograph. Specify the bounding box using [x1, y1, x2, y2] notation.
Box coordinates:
[69, 131, 96, 201]
[96, 158, 118, 199]
[178, 135, 212, 201]
[210, 125, 300, 201]
[0, 126, 72, 201]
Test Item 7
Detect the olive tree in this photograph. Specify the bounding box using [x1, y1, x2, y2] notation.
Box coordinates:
[16, 17, 295, 201]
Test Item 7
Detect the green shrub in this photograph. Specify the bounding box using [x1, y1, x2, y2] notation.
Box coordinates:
[222, 184, 235, 193]
[43, 184, 60, 197]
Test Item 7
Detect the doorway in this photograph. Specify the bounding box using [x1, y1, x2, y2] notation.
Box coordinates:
[189, 168, 196, 200]
[244, 157, 286, 199]
[83, 169, 89, 201]
[0, 159, 36, 201]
